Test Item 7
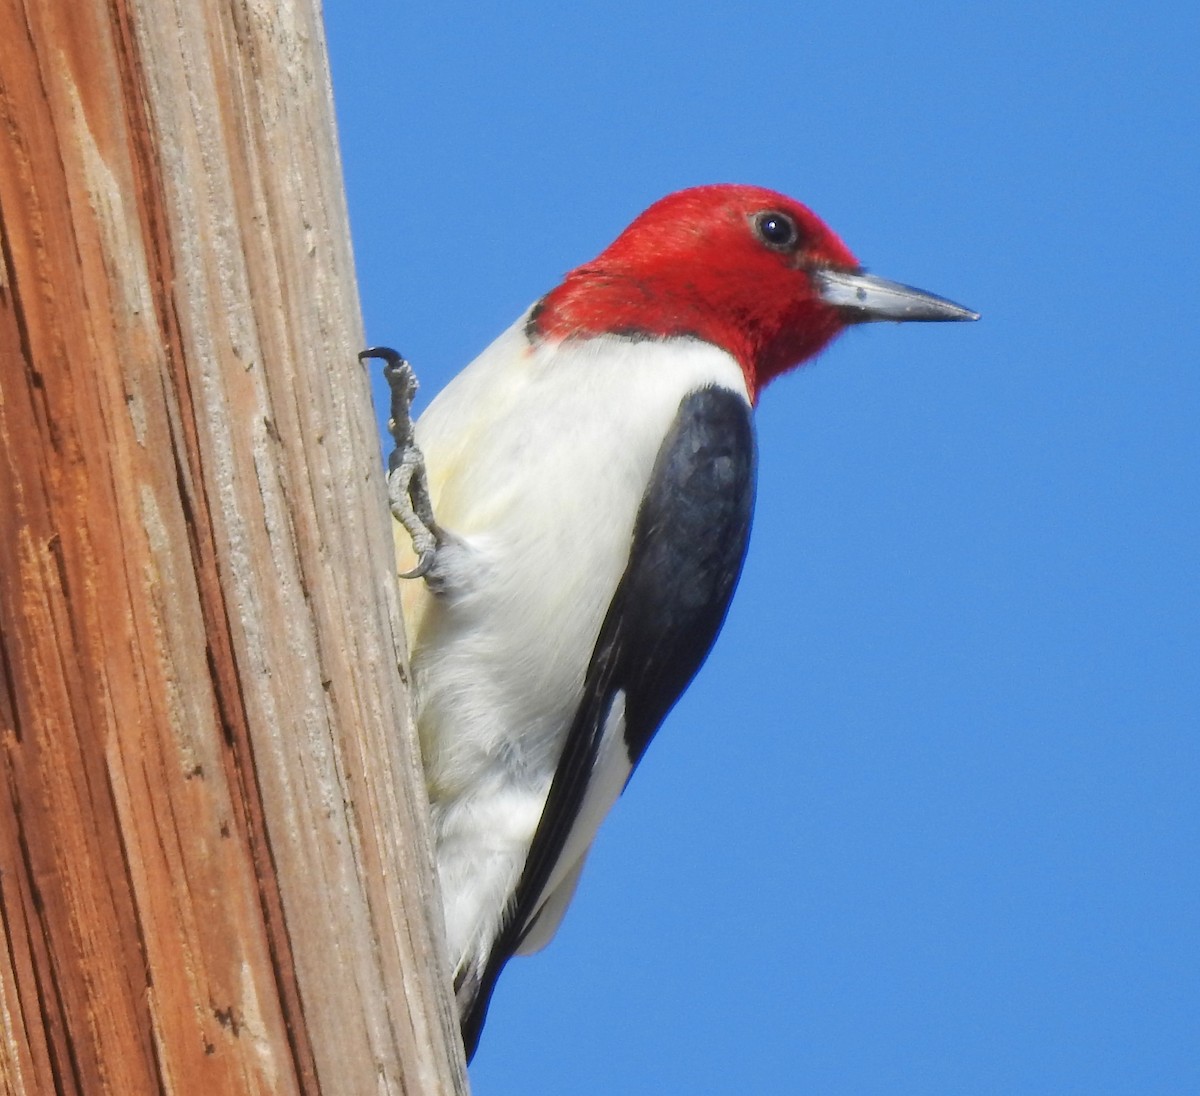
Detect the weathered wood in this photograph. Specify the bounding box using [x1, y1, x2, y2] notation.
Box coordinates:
[0, 0, 468, 1092]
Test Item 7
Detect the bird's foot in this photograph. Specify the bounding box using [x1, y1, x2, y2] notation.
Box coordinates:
[360, 346, 442, 579]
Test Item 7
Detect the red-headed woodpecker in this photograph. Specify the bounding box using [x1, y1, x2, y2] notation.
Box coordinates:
[385, 184, 977, 1059]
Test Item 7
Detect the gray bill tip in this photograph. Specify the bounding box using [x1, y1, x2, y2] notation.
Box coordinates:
[816, 268, 980, 323]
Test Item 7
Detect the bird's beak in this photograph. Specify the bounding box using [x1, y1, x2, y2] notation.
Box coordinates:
[815, 268, 979, 324]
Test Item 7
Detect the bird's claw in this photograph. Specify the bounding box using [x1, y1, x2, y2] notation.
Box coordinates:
[360, 346, 442, 580]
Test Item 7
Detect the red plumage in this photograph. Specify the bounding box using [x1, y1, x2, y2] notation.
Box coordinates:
[530, 185, 862, 399]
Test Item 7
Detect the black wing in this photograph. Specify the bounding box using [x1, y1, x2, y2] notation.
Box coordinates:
[459, 384, 757, 1058]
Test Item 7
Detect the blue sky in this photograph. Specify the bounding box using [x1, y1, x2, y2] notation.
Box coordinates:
[325, 3, 1198, 1092]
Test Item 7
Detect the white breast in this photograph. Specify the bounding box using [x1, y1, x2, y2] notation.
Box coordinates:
[401, 308, 749, 971]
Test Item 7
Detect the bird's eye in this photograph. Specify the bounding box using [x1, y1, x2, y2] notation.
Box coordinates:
[754, 211, 801, 251]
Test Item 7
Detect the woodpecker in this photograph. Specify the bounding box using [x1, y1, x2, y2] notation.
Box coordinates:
[378, 184, 977, 1060]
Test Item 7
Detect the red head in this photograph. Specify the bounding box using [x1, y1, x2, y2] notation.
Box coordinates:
[529, 184, 976, 401]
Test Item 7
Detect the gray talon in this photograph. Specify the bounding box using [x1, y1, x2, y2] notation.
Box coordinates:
[360, 347, 442, 579]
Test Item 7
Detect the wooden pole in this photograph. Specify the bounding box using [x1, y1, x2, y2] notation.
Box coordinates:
[0, 0, 468, 1092]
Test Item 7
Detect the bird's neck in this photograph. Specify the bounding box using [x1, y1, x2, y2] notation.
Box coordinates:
[527, 267, 845, 401]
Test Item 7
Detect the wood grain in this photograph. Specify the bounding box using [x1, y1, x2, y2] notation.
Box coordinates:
[0, 0, 467, 1091]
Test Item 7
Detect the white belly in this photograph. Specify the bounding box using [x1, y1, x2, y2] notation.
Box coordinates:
[399, 310, 749, 970]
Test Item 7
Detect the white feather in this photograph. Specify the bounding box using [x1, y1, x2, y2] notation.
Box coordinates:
[516, 689, 633, 954]
[401, 307, 749, 978]
[515, 853, 587, 956]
